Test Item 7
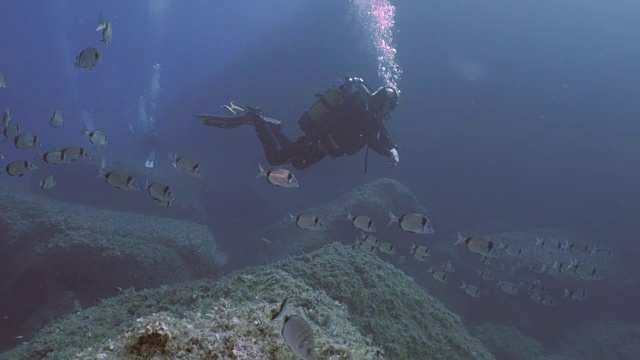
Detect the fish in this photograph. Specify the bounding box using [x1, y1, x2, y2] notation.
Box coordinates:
[96, 14, 112, 44]
[427, 268, 448, 283]
[270, 298, 316, 359]
[476, 270, 495, 281]
[568, 242, 591, 256]
[378, 242, 396, 255]
[2, 160, 37, 177]
[42, 150, 66, 165]
[347, 212, 376, 232]
[535, 237, 565, 254]
[3, 123, 20, 140]
[75, 47, 101, 70]
[388, 211, 434, 234]
[2, 107, 12, 127]
[454, 231, 497, 257]
[410, 244, 431, 261]
[50, 109, 63, 129]
[147, 180, 174, 201]
[98, 168, 139, 191]
[0, 73, 7, 88]
[39, 175, 56, 190]
[259, 237, 272, 244]
[83, 129, 108, 147]
[531, 293, 557, 306]
[498, 243, 523, 257]
[574, 262, 600, 280]
[170, 153, 203, 178]
[356, 241, 377, 254]
[152, 197, 172, 207]
[359, 233, 381, 247]
[61, 146, 89, 161]
[497, 280, 518, 295]
[441, 260, 456, 273]
[287, 213, 326, 231]
[281, 315, 316, 360]
[563, 288, 587, 301]
[256, 163, 299, 188]
[14, 133, 40, 149]
[460, 282, 481, 298]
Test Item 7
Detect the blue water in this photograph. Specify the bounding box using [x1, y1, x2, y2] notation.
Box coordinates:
[1, 0, 640, 357]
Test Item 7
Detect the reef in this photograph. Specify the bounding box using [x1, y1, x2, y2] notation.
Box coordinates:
[0, 183, 222, 346]
[1, 243, 493, 359]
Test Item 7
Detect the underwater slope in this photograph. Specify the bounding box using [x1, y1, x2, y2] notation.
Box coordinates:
[1, 243, 493, 359]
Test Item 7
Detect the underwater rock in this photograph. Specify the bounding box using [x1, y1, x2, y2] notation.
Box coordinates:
[0, 183, 222, 347]
[1, 243, 493, 359]
[257, 177, 427, 263]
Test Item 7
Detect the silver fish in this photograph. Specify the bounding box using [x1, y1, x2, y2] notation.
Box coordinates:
[477, 270, 495, 281]
[171, 153, 203, 178]
[3, 123, 19, 140]
[96, 14, 112, 44]
[388, 211, 434, 234]
[455, 231, 497, 258]
[574, 262, 600, 280]
[288, 213, 325, 231]
[428, 268, 448, 283]
[499, 243, 523, 257]
[535, 237, 565, 254]
[378, 242, 396, 255]
[360, 233, 381, 247]
[281, 315, 316, 360]
[357, 241, 377, 254]
[497, 280, 518, 295]
[147, 180, 174, 201]
[14, 133, 39, 149]
[99, 169, 139, 191]
[410, 244, 431, 261]
[42, 150, 66, 164]
[568, 242, 591, 256]
[2, 107, 11, 127]
[50, 109, 63, 129]
[61, 146, 89, 161]
[563, 288, 587, 301]
[531, 293, 557, 306]
[347, 212, 376, 232]
[39, 175, 56, 190]
[256, 163, 298, 188]
[461, 282, 481, 298]
[84, 129, 107, 147]
[3, 160, 37, 177]
[75, 47, 101, 70]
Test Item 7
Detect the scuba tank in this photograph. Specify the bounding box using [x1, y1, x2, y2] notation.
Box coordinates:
[298, 77, 372, 138]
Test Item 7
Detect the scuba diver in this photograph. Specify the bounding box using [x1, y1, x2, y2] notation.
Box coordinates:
[195, 77, 400, 170]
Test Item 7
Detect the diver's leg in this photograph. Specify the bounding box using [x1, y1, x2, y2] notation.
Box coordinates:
[291, 139, 326, 170]
[254, 119, 298, 166]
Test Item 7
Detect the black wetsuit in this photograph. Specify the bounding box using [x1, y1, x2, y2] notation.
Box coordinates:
[254, 88, 396, 170]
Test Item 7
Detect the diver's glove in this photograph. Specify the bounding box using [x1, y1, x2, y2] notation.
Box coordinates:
[389, 148, 399, 166]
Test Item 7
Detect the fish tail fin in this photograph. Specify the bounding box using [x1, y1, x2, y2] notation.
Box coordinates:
[476, 270, 482, 277]
[96, 13, 106, 31]
[346, 211, 353, 221]
[535, 237, 543, 247]
[590, 244, 599, 256]
[256, 163, 266, 179]
[286, 213, 295, 223]
[453, 231, 465, 246]
[460, 282, 467, 290]
[562, 289, 570, 298]
[387, 211, 397, 227]
[96, 165, 105, 179]
[271, 297, 290, 321]
[426, 267, 434, 273]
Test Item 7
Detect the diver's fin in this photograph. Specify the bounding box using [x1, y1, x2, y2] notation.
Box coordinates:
[145, 151, 156, 168]
[221, 101, 247, 115]
[195, 112, 256, 128]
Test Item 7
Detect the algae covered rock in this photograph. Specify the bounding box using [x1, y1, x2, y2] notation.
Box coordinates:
[2, 243, 492, 359]
[0, 184, 222, 344]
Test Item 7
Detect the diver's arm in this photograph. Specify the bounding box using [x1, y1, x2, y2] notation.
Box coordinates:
[366, 124, 397, 158]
